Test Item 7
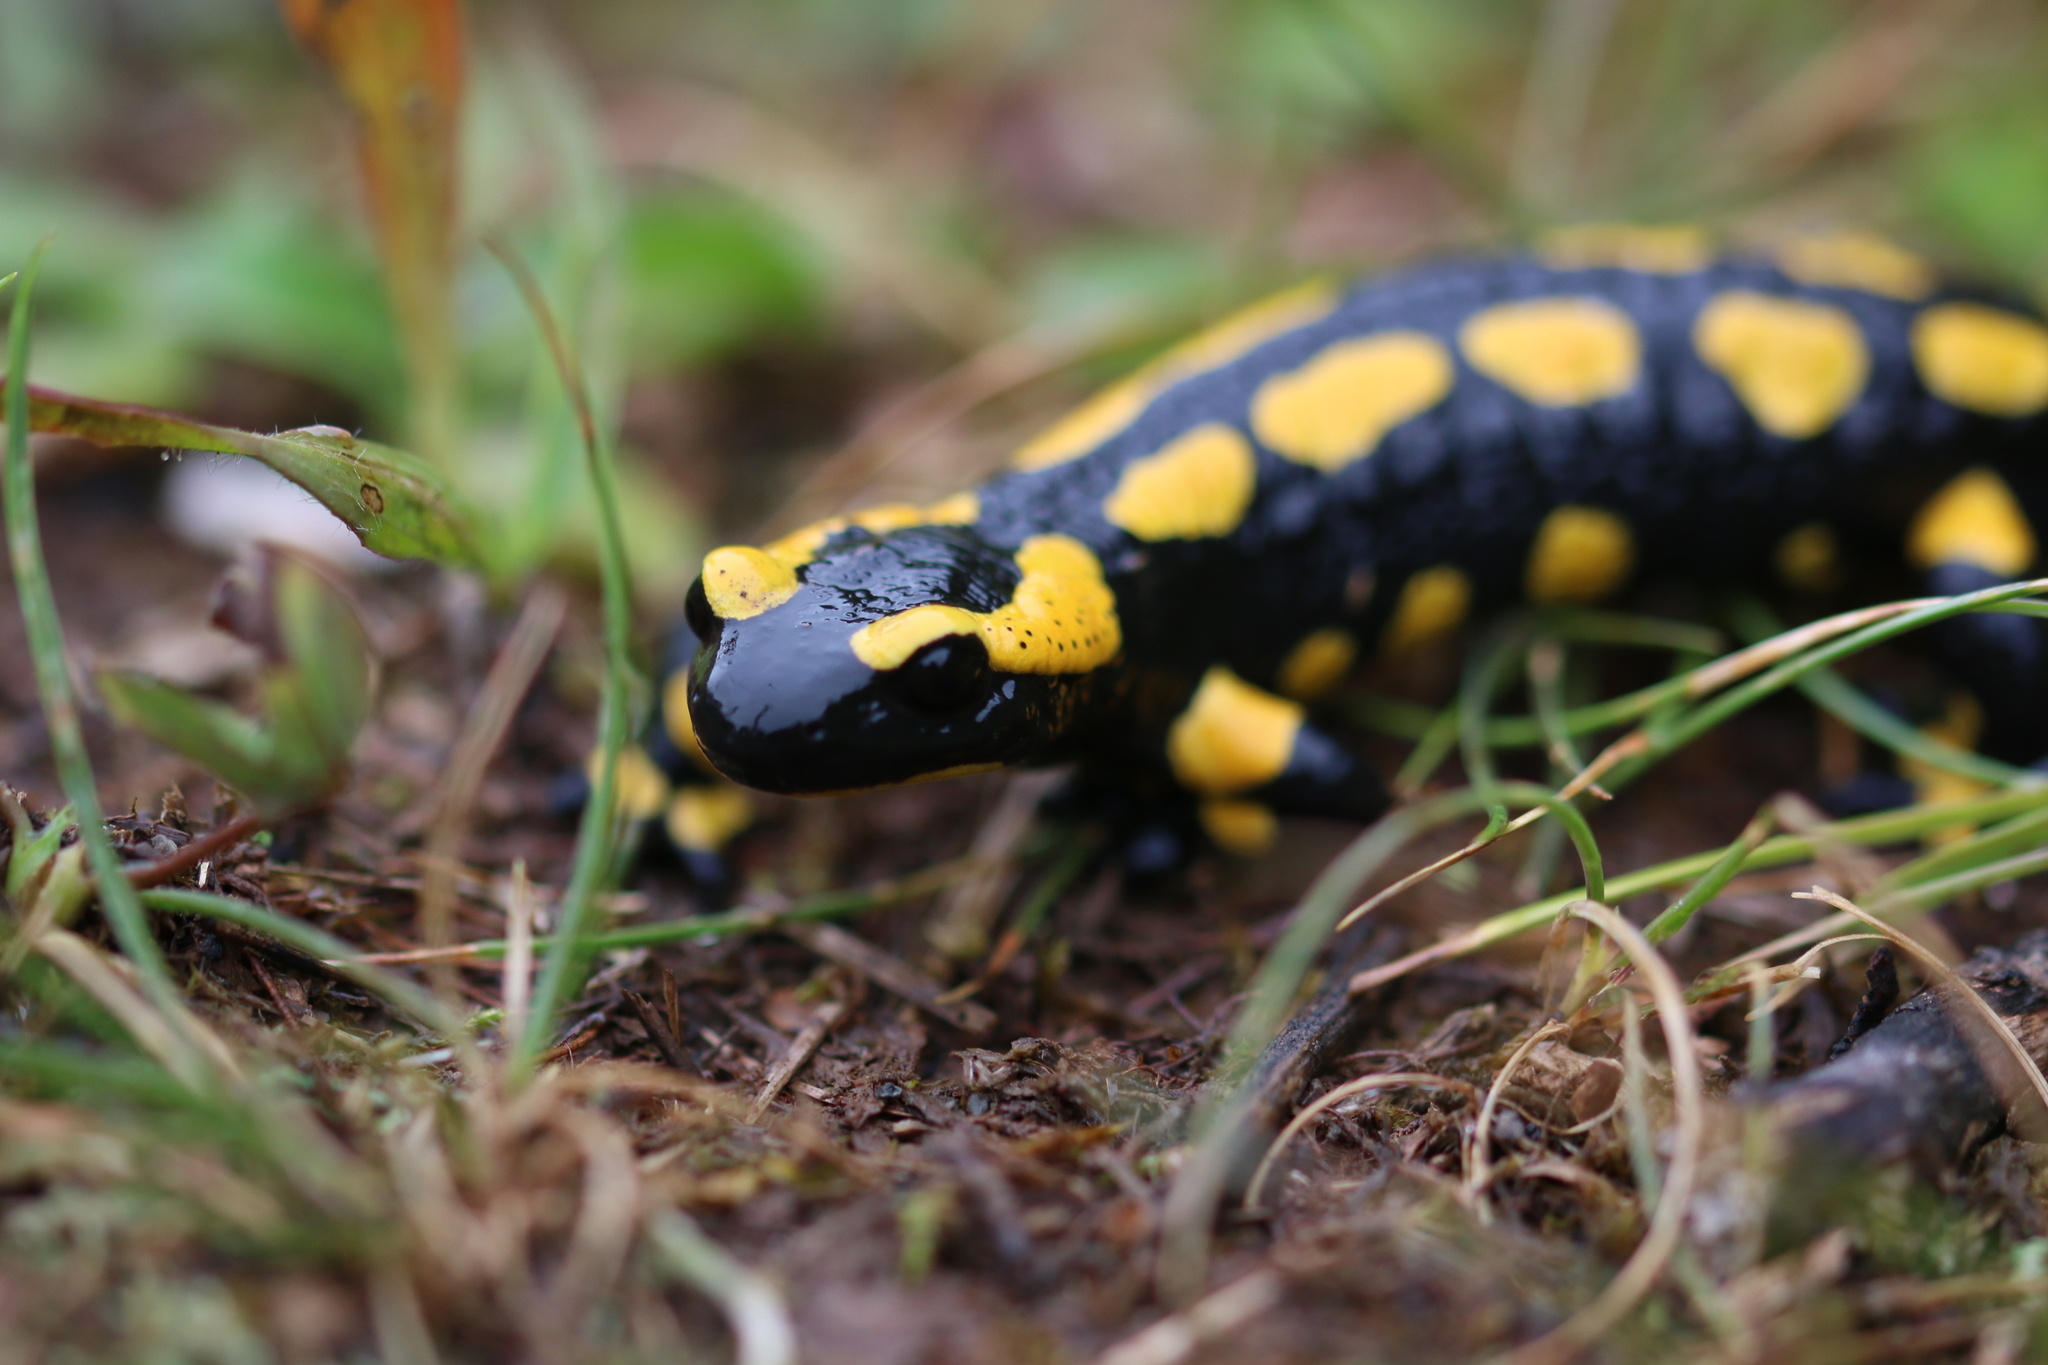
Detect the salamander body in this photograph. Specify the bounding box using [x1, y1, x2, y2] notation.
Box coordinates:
[664, 229, 2048, 860]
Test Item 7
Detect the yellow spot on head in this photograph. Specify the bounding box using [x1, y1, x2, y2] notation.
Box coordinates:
[1776, 232, 1935, 301]
[1103, 424, 1257, 541]
[1460, 297, 1642, 406]
[663, 670, 717, 773]
[1166, 667, 1303, 797]
[764, 494, 982, 566]
[849, 602, 982, 671]
[1526, 505, 1634, 605]
[1251, 331, 1454, 471]
[1912, 303, 2048, 418]
[1277, 627, 1359, 701]
[1538, 223, 1714, 274]
[1694, 291, 1868, 439]
[592, 745, 672, 821]
[665, 785, 755, 853]
[1381, 565, 1471, 655]
[849, 533, 1122, 675]
[1199, 799, 1279, 856]
[1908, 467, 2037, 576]
[701, 545, 800, 620]
[1774, 522, 1844, 594]
[1012, 280, 1340, 471]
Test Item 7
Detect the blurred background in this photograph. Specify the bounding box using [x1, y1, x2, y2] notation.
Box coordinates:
[3, 0, 2048, 614]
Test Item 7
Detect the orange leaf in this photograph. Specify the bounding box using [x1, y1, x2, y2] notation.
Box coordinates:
[279, 0, 465, 460]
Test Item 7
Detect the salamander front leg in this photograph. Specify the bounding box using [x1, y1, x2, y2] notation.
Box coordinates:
[1910, 468, 2048, 765]
[1165, 666, 1388, 855]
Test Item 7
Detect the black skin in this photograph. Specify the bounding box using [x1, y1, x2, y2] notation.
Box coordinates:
[672, 250, 2048, 863]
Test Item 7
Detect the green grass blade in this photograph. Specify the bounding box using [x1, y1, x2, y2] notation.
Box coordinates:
[490, 242, 642, 1079]
[2, 243, 207, 1086]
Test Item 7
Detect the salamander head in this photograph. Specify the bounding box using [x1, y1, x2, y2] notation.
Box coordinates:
[683, 522, 1123, 794]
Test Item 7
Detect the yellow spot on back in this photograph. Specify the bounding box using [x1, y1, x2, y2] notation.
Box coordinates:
[1166, 667, 1303, 797]
[1103, 423, 1257, 541]
[849, 533, 1122, 674]
[1538, 223, 1715, 274]
[1012, 279, 1340, 471]
[663, 670, 718, 773]
[1199, 799, 1279, 855]
[1912, 303, 2048, 418]
[1775, 522, 1844, 594]
[1526, 505, 1634, 605]
[702, 546, 800, 619]
[592, 745, 671, 821]
[1694, 291, 1868, 439]
[1381, 565, 1472, 655]
[1277, 627, 1359, 701]
[665, 785, 754, 853]
[1011, 380, 1151, 473]
[1460, 297, 1641, 406]
[1250, 331, 1454, 471]
[1908, 467, 2037, 576]
[1776, 232, 1935, 301]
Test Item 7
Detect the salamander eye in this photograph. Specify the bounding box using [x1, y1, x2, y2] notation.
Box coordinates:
[684, 576, 716, 641]
[895, 636, 990, 715]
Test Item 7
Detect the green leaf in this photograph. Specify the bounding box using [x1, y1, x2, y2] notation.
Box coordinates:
[98, 547, 379, 817]
[17, 383, 481, 567]
[97, 672, 285, 805]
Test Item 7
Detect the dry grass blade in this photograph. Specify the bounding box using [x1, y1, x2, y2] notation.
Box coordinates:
[1468, 1022, 1570, 1202]
[647, 1208, 797, 1365]
[1494, 902, 1702, 1365]
[417, 582, 566, 996]
[1092, 1269, 1286, 1365]
[1796, 887, 2048, 1139]
[368, 1264, 442, 1365]
[539, 1110, 643, 1345]
[1242, 1072, 1480, 1212]
[503, 859, 537, 1047]
[33, 929, 241, 1089]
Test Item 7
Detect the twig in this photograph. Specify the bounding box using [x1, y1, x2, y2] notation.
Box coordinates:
[783, 920, 996, 1035]
[1798, 889, 2048, 1137]
[623, 989, 694, 1073]
[123, 812, 265, 890]
[745, 993, 847, 1124]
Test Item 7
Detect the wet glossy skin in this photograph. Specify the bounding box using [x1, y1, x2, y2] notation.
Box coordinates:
[665, 232, 2048, 857]
[684, 525, 1116, 793]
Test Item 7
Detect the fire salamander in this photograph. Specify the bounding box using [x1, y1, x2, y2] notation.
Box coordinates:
[633, 227, 2048, 871]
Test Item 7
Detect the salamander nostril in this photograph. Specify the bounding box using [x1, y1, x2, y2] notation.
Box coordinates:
[895, 636, 990, 716]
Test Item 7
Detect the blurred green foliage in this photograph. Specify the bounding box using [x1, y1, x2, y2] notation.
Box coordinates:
[1, 0, 2045, 603]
